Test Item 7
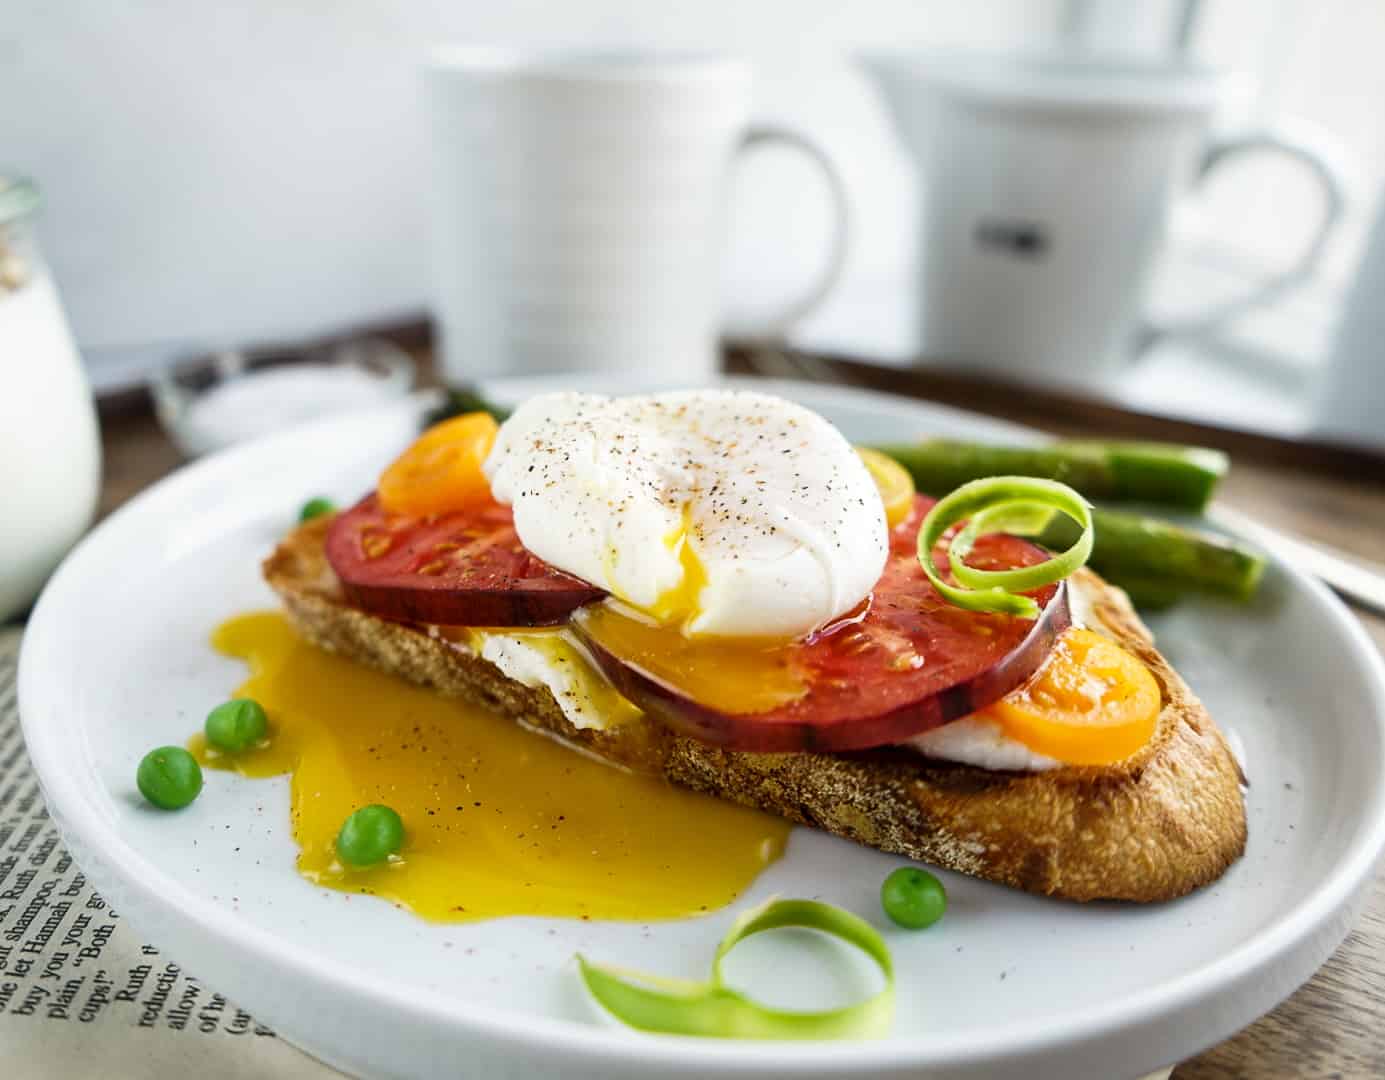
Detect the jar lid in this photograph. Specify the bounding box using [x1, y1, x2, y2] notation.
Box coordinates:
[0, 177, 40, 227]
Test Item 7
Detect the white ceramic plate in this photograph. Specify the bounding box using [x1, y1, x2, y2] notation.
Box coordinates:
[20, 377, 1385, 1080]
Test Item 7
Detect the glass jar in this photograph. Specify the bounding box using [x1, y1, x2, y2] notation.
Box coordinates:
[0, 177, 101, 619]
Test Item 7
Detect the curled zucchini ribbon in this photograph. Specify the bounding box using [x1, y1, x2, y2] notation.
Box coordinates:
[577, 898, 895, 1040]
[917, 477, 1094, 619]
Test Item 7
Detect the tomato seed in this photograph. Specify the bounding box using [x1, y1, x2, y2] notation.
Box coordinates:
[360, 531, 393, 559]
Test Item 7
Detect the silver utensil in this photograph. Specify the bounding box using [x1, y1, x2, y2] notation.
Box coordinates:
[1212, 504, 1385, 617]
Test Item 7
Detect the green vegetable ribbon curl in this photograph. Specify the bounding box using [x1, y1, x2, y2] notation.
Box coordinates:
[577, 898, 895, 1040]
[917, 477, 1094, 619]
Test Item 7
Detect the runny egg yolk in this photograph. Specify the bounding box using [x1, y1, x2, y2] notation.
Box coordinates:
[605, 504, 709, 626]
[576, 604, 807, 716]
[583, 506, 809, 715]
[647, 505, 709, 625]
[194, 612, 788, 922]
[978, 628, 1161, 766]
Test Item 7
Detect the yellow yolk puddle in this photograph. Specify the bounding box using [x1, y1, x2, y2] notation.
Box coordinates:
[195, 612, 788, 922]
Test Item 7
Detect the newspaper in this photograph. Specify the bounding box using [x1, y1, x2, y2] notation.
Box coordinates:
[0, 627, 341, 1078]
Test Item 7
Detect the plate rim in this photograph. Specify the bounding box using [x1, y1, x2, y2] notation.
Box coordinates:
[19, 380, 1385, 1074]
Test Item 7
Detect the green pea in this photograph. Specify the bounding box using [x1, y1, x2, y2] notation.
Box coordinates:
[880, 866, 947, 930]
[137, 747, 203, 810]
[299, 497, 336, 522]
[336, 804, 405, 868]
[205, 698, 268, 753]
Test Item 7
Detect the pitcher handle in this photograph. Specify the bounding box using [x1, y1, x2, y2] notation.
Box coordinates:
[1143, 122, 1350, 346]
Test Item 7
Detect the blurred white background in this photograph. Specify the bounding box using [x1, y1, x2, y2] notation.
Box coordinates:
[0, 0, 1054, 385]
[4, 0, 1383, 400]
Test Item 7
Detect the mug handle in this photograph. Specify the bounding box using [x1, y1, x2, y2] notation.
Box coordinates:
[735, 126, 851, 340]
[1144, 124, 1350, 344]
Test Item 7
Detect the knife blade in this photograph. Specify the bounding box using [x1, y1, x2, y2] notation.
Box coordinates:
[1211, 504, 1385, 617]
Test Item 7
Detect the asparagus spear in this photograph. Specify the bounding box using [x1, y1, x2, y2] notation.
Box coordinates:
[1090, 575, 1186, 612]
[1031, 507, 1267, 603]
[871, 439, 1229, 512]
[425, 387, 512, 428]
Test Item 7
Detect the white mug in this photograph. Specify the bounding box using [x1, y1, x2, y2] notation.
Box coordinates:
[860, 51, 1348, 384]
[425, 48, 849, 384]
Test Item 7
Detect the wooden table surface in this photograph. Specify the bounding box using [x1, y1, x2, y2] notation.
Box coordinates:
[92, 353, 1385, 1078]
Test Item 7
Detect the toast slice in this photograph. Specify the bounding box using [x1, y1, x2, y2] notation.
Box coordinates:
[264, 516, 1247, 903]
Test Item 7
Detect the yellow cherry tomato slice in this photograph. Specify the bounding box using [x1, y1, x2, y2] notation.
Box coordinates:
[857, 447, 916, 528]
[981, 628, 1160, 766]
[378, 412, 499, 517]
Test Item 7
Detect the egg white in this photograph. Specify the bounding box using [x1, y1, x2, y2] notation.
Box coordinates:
[483, 390, 890, 638]
[427, 625, 640, 732]
[903, 715, 1061, 772]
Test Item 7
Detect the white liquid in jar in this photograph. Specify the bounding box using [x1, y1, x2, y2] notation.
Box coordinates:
[0, 269, 101, 618]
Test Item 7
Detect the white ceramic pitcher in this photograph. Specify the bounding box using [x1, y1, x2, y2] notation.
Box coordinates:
[860, 50, 1348, 385]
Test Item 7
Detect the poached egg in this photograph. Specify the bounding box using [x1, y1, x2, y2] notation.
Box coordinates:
[483, 390, 889, 638]
[474, 391, 1144, 773]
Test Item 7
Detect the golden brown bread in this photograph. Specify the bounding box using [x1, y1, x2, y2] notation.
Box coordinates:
[265, 515, 1247, 902]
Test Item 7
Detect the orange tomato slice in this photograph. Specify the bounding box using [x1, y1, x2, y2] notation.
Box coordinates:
[378, 412, 499, 517]
[857, 447, 916, 528]
[980, 628, 1160, 766]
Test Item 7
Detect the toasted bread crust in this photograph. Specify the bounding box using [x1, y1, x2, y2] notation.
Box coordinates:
[264, 516, 1247, 902]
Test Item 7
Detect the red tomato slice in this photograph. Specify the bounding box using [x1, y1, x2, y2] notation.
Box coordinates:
[326, 492, 1068, 752]
[325, 494, 606, 626]
[573, 496, 1070, 752]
